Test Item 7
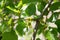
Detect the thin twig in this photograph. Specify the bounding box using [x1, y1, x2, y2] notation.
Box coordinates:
[32, 0, 53, 40]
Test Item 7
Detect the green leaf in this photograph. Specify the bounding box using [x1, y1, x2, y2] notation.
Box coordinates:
[44, 31, 55, 40]
[0, 31, 2, 35]
[54, 0, 59, 2]
[47, 12, 59, 22]
[51, 28, 58, 36]
[53, 12, 59, 20]
[22, 0, 42, 4]
[0, 9, 2, 13]
[0, 0, 2, 2]
[50, 2, 60, 11]
[16, 0, 22, 8]
[25, 3, 36, 16]
[37, 1, 46, 12]
[0, 20, 12, 33]
[55, 19, 60, 27]
[47, 14, 53, 22]
[36, 38, 40, 40]
[37, 1, 48, 15]
[8, 18, 12, 25]
[6, 0, 14, 8]
[37, 22, 45, 34]
[2, 30, 18, 40]
[3, 7, 11, 15]
[0, 31, 2, 40]
[37, 3, 44, 12]
[16, 19, 26, 36]
[6, 6, 20, 13]
[51, 28, 58, 40]
[1, 21, 8, 32]
[1, 0, 5, 8]
[55, 19, 60, 33]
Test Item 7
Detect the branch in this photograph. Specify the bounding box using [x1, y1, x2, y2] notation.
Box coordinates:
[32, 0, 53, 40]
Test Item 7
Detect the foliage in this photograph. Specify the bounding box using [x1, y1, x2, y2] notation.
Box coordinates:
[0, 0, 60, 40]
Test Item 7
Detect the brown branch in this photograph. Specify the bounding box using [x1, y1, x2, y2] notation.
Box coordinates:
[32, 0, 53, 40]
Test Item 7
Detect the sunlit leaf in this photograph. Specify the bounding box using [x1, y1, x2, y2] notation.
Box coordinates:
[6, 6, 20, 13]
[16, 0, 22, 8]
[44, 30, 55, 40]
[54, 0, 59, 2]
[0, 9, 2, 12]
[8, 18, 12, 25]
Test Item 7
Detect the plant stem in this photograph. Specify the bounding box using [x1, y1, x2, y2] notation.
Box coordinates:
[32, 0, 53, 40]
